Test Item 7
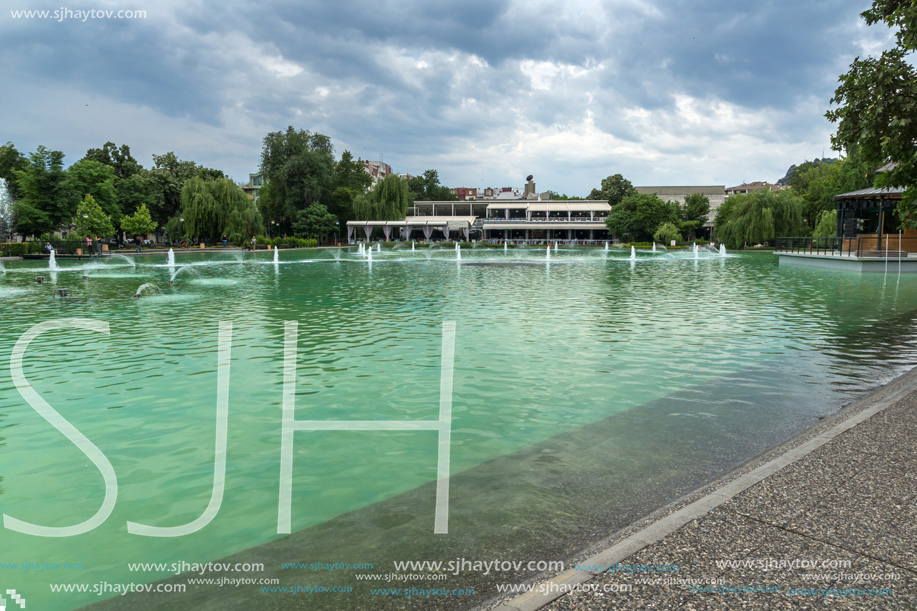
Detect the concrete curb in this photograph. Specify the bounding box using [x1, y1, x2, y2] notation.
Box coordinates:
[491, 371, 917, 611]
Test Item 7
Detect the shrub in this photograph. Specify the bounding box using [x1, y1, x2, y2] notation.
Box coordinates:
[1, 242, 30, 257]
[653, 222, 682, 245]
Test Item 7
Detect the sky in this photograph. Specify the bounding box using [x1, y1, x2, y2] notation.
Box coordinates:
[0, 0, 896, 194]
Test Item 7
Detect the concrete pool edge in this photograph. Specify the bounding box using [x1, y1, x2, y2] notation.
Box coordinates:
[488, 364, 917, 611]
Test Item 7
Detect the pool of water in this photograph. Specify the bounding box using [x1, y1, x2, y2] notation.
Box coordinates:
[2, 246, 917, 610]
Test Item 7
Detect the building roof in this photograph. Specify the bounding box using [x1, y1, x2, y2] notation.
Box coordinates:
[834, 186, 905, 200]
[485, 201, 610, 211]
[637, 186, 725, 195]
[346, 216, 476, 226]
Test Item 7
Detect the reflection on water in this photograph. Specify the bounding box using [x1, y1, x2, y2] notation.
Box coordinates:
[0, 249, 916, 610]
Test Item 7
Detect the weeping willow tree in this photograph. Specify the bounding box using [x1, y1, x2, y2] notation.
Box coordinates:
[173, 177, 264, 243]
[813, 209, 838, 237]
[353, 174, 411, 220]
[716, 189, 806, 248]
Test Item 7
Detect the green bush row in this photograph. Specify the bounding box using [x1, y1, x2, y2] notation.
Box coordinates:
[251, 236, 319, 249]
[1, 242, 31, 257]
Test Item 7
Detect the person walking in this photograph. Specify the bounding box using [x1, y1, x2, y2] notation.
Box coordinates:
[95, 236, 102, 256]
[251, 236, 257, 251]
[135, 238, 142, 253]
[222, 235, 228, 248]
[85, 235, 92, 256]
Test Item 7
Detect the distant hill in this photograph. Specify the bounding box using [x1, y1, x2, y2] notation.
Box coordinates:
[777, 158, 840, 185]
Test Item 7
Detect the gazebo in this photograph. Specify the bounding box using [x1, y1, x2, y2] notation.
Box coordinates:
[834, 186, 909, 253]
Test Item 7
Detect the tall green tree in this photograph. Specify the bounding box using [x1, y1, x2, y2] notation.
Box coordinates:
[66, 159, 120, 223]
[0, 142, 28, 201]
[353, 174, 411, 221]
[407, 169, 456, 201]
[787, 155, 872, 227]
[326, 150, 374, 228]
[259, 127, 335, 233]
[605, 193, 678, 241]
[334, 150, 372, 193]
[588, 174, 637, 206]
[83, 142, 142, 179]
[12, 146, 78, 237]
[679, 193, 711, 238]
[72, 194, 115, 238]
[826, 0, 917, 225]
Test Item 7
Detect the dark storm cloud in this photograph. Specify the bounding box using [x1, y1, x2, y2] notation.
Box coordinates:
[0, 0, 879, 189]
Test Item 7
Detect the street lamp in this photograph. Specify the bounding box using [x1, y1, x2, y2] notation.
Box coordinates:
[271, 220, 276, 239]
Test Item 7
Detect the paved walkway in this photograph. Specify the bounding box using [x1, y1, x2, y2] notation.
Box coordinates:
[495, 369, 917, 610]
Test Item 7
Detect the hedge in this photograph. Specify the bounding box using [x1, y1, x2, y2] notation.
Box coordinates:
[1, 243, 31, 257]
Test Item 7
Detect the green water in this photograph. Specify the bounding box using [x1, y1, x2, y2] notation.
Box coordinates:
[1, 247, 917, 610]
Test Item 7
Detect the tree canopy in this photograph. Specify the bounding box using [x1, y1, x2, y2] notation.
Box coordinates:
[407, 169, 456, 201]
[293, 203, 338, 243]
[66, 159, 120, 223]
[12, 146, 77, 238]
[715, 190, 806, 248]
[259, 127, 335, 232]
[72, 194, 115, 238]
[175, 178, 264, 243]
[0, 142, 27, 201]
[605, 193, 678, 241]
[826, 0, 917, 225]
[354, 174, 411, 221]
[679, 193, 711, 239]
[120, 203, 157, 238]
[786, 154, 872, 228]
[588, 174, 637, 205]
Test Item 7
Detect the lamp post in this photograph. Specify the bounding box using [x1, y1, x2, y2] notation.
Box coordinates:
[271, 220, 276, 239]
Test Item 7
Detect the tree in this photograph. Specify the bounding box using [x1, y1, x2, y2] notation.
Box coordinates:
[83, 142, 141, 179]
[353, 174, 411, 220]
[66, 159, 120, 223]
[72, 194, 115, 239]
[326, 151, 373, 229]
[407, 169, 456, 201]
[334, 150, 372, 193]
[653, 222, 682, 245]
[588, 174, 637, 206]
[826, 0, 917, 225]
[12, 146, 78, 237]
[174, 178, 263, 244]
[259, 127, 335, 233]
[144, 152, 224, 227]
[605, 193, 678, 241]
[678, 193, 711, 239]
[787, 155, 872, 228]
[0, 142, 28, 201]
[715, 190, 806, 248]
[293, 204, 338, 243]
[120, 203, 157, 238]
[813, 210, 838, 238]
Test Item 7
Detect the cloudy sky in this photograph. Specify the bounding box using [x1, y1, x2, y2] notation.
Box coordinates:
[0, 0, 893, 194]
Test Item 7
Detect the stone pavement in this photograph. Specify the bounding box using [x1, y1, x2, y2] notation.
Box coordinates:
[494, 369, 917, 610]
